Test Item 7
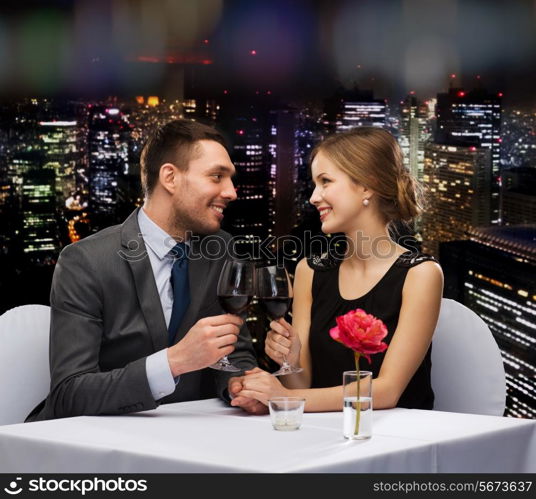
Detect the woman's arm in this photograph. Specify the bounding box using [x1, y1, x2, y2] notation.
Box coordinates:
[371, 260, 443, 408]
[239, 260, 443, 412]
[264, 258, 314, 389]
[235, 370, 345, 411]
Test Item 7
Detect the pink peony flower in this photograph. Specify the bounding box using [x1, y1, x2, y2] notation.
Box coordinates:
[329, 308, 388, 363]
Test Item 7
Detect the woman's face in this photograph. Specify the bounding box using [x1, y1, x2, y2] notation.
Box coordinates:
[309, 150, 369, 234]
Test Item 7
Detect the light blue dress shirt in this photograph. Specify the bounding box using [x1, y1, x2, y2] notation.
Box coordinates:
[138, 207, 183, 401]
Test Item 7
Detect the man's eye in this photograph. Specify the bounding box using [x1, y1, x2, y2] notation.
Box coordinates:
[212, 174, 223, 181]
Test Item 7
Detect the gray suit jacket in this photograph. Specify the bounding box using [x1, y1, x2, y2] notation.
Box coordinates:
[27, 209, 256, 421]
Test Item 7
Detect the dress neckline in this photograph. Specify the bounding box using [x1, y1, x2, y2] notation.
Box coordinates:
[336, 251, 412, 302]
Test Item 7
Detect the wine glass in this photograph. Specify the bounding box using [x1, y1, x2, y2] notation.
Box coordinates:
[213, 259, 255, 372]
[256, 264, 303, 376]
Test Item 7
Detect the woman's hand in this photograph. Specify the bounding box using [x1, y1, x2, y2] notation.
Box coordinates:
[265, 318, 301, 367]
[228, 374, 269, 414]
[231, 369, 290, 406]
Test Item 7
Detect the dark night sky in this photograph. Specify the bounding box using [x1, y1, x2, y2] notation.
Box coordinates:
[0, 0, 535, 105]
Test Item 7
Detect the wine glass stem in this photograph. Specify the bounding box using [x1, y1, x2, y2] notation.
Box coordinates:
[281, 356, 291, 369]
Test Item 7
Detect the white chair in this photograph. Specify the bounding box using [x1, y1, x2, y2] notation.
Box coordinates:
[431, 298, 506, 416]
[0, 304, 51, 425]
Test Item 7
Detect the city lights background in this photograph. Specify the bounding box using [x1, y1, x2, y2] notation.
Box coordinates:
[0, 0, 535, 418]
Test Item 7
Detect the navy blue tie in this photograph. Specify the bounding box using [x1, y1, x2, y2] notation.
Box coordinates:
[168, 242, 190, 346]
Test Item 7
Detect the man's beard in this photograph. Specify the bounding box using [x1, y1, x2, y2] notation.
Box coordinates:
[170, 202, 219, 237]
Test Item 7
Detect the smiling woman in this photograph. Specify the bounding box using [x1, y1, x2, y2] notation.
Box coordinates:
[234, 127, 443, 414]
[311, 127, 422, 229]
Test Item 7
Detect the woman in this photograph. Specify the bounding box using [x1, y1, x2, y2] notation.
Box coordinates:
[232, 127, 443, 412]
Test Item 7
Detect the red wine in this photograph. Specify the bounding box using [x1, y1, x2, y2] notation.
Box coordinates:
[218, 295, 252, 315]
[260, 297, 291, 319]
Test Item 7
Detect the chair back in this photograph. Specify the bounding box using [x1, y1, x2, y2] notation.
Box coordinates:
[0, 305, 51, 425]
[431, 298, 506, 416]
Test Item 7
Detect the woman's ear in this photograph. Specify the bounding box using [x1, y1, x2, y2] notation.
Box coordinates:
[356, 183, 372, 200]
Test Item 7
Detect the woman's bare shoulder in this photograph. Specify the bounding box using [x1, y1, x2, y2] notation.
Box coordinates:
[404, 259, 444, 293]
[295, 258, 314, 284]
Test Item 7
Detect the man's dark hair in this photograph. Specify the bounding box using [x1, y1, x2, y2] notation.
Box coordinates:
[140, 119, 227, 197]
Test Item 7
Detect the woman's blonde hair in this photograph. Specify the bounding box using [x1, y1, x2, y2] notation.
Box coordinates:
[311, 127, 423, 223]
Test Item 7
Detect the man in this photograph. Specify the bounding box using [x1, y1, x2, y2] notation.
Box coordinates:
[27, 119, 265, 421]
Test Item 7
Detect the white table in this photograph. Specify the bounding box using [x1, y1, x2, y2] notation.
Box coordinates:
[0, 399, 535, 473]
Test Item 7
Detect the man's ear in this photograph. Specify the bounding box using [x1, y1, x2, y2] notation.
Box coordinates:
[159, 163, 179, 195]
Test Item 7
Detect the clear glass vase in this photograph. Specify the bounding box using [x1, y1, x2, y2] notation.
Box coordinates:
[342, 370, 373, 440]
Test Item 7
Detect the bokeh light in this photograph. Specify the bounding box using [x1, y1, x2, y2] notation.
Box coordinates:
[0, 0, 533, 99]
[17, 9, 71, 94]
[111, 0, 223, 55]
[221, 1, 312, 90]
[328, 0, 536, 96]
[71, 0, 119, 94]
[456, 0, 536, 69]
[0, 17, 11, 89]
[403, 37, 459, 96]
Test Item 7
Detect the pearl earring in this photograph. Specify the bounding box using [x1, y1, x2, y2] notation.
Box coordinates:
[362, 198, 370, 207]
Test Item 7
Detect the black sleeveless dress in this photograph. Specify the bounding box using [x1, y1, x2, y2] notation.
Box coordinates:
[307, 251, 436, 410]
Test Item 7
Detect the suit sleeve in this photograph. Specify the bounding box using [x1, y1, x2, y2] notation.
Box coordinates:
[38, 243, 158, 420]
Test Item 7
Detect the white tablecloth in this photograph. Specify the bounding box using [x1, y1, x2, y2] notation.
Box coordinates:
[0, 399, 535, 473]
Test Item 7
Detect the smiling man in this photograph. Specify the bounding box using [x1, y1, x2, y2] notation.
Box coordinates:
[27, 119, 264, 421]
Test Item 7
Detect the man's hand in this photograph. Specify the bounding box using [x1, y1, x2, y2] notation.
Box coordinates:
[167, 315, 242, 377]
[232, 368, 289, 406]
[228, 369, 268, 415]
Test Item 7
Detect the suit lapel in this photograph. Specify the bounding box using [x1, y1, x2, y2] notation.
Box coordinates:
[121, 209, 168, 352]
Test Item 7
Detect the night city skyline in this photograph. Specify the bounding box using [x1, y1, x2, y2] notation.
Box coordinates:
[1, 0, 535, 420]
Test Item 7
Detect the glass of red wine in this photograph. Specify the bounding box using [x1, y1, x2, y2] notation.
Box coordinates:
[256, 264, 303, 376]
[214, 259, 255, 372]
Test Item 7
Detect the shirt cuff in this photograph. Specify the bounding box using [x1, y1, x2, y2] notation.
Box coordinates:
[222, 388, 234, 403]
[146, 349, 179, 401]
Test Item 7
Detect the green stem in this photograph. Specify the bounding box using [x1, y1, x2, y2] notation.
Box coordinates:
[354, 352, 361, 436]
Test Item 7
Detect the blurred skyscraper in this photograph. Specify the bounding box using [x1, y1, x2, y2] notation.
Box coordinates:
[323, 88, 387, 134]
[293, 107, 322, 231]
[270, 108, 297, 239]
[221, 103, 270, 256]
[435, 87, 502, 223]
[87, 106, 130, 228]
[441, 226, 536, 419]
[501, 167, 536, 225]
[399, 94, 430, 182]
[337, 100, 387, 132]
[6, 102, 73, 261]
[20, 167, 59, 260]
[501, 109, 536, 169]
[422, 143, 491, 256]
[421, 86, 503, 256]
[38, 120, 82, 210]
